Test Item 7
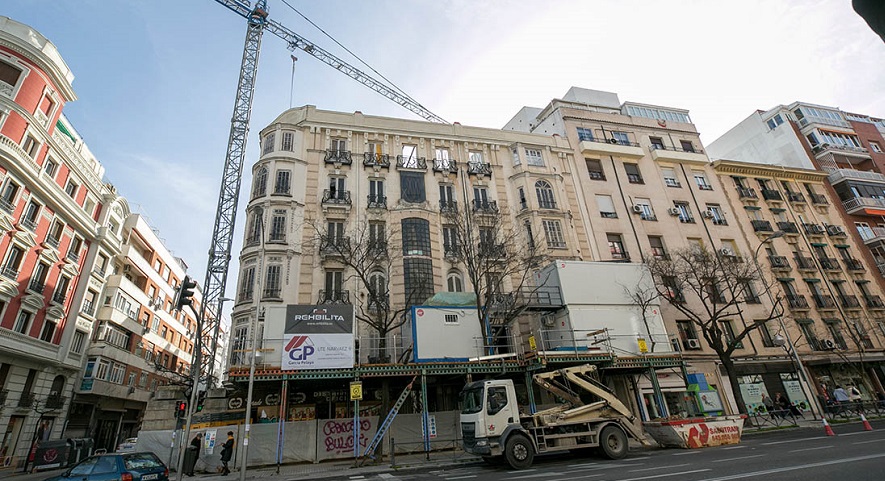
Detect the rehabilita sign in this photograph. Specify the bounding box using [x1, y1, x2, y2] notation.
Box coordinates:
[282, 304, 354, 370]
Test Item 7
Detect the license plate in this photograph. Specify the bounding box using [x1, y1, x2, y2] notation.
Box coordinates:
[142, 474, 158, 480]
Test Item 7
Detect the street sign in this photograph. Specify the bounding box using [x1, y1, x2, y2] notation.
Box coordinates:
[528, 335, 537, 351]
[350, 381, 363, 401]
[638, 338, 648, 353]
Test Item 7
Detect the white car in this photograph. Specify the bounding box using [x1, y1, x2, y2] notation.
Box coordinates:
[116, 437, 138, 452]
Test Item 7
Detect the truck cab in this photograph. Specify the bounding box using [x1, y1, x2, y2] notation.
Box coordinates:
[460, 379, 523, 458]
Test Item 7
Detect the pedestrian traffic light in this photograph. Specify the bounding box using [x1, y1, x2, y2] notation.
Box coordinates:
[175, 400, 187, 418]
[174, 275, 198, 311]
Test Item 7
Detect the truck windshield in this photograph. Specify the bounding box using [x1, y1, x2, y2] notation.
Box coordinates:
[460, 387, 483, 414]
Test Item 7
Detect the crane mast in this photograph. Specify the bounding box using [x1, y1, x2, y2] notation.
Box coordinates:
[198, 0, 446, 384]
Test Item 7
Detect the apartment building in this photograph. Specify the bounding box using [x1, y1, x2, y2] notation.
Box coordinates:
[712, 159, 885, 403]
[505, 87, 789, 415]
[0, 16, 119, 467]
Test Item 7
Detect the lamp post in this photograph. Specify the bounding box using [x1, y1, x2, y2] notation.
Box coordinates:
[753, 231, 822, 419]
[240, 216, 265, 481]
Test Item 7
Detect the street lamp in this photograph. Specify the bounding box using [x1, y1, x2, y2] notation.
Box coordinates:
[752, 231, 822, 419]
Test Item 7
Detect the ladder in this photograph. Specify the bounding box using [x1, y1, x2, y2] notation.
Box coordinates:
[359, 376, 417, 465]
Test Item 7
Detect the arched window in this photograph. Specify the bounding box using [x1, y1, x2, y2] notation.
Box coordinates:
[447, 270, 463, 293]
[368, 271, 387, 311]
[247, 207, 263, 245]
[49, 375, 65, 396]
[535, 180, 556, 209]
[252, 166, 268, 198]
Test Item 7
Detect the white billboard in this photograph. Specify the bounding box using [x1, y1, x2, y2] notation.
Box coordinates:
[281, 304, 354, 370]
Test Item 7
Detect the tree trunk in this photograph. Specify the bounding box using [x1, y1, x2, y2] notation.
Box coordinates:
[377, 331, 390, 363]
[720, 357, 748, 415]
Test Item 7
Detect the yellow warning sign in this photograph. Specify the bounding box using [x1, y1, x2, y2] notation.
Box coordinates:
[637, 338, 648, 353]
[350, 381, 363, 401]
[528, 335, 537, 351]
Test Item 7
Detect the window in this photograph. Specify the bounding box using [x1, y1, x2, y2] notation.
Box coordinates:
[649, 137, 665, 150]
[676, 320, 698, 346]
[510, 147, 520, 166]
[447, 271, 463, 292]
[71, 330, 86, 354]
[31, 262, 49, 290]
[404, 258, 434, 305]
[370, 179, 385, 206]
[535, 181, 556, 209]
[269, 210, 286, 242]
[328, 177, 345, 201]
[262, 133, 275, 155]
[543, 220, 566, 248]
[607, 233, 628, 260]
[635, 197, 655, 221]
[439, 184, 456, 211]
[331, 138, 346, 153]
[43, 157, 57, 177]
[22, 134, 40, 158]
[612, 131, 630, 145]
[524, 220, 535, 249]
[274, 170, 291, 194]
[401, 145, 419, 167]
[443, 225, 458, 256]
[434, 148, 452, 170]
[368, 221, 386, 252]
[400, 172, 426, 203]
[577, 127, 593, 141]
[707, 204, 726, 225]
[402, 218, 431, 256]
[661, 166, 680, 187]
[264, 265, 281, 298]
[525, 148, 544, 166]
[0, 59, 23, 90]
[246, 207, 263, 244]
[13, 310, 32, 334]
[109, 363, 125, 384]
[367, 141, 384, 159]
[0, 178, 20, 211]
[693, 171, 712, 190]
[327, 221, 345, 245]
[675, 202, 694, 223]
[596, 194, 617, 218]
[64, 178, 78, 198]
[871, 141, 882, 153]
[722, 320, 743, 348]
[649, 236, 666, 259]
[22, 200, 41, 231]
[680, 140, 696, 153]
[624, 163, 643, 184]
[586, 159, 605, 180]
[281, 131, 294, 151]
[468, 151, 484, 165]
[252, 167, 267, 198]
[2, 245, 24, 278]
[766, 114, 785, 130]
[757, 321, 776, 347]
[473, 186, 491, 210]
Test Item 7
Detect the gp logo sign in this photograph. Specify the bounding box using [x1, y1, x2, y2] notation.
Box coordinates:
[285, 335, 315, 361]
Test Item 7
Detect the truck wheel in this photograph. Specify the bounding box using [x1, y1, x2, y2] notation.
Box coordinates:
[504, 435, 534, 470]
[599, 426, 628, 460]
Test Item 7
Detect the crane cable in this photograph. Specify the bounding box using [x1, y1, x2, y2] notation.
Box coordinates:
[277, 0, 429, 110]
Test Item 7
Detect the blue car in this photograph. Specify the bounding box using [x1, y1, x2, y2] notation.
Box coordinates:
[45, 452, 168, 481]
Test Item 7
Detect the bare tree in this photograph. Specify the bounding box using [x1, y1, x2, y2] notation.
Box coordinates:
[622, 268, 662, 353]
[645, 247, 784, 414]
[441, 200, 551, 353]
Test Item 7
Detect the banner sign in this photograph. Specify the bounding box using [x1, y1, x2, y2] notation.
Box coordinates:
[282, 304, 354, 370]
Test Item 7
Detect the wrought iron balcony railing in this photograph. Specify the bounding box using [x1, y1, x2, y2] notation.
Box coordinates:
[776, 221, 798, 233]
[794, 256, 816, 270]
[262, 288, 281, 299]
[761, 189, 783, 201]
[324, 150, 352, 165]
[322, 189, 352, 205]
[432, 159, 458, 174]
[367, 194, 387, 209]
[318, 289, 350, 304]
[18, 392, 36, 408]
[839, 295, 861, 308]
[439, 200, 458, 213]
[44, 236, 60, 249]
[737, 186, 757, 199]
[813, 294, 836, 309]
[363, 153, 391, 168]
[472, 200, 499, 214]
[819, 257, 840, 270]
[769, 256, 790, 269]
[810, 193, 828, 205]
[396, 156, 427, 170]
[751, 220, 773, 232]
[786, 191, 805, 203]
[786, 294, 809, 309]
[28, 280, 45, 294]
[865, 295, 885, 308]
[844, 258, 865, 271]
[466, 162, 492, 176]
[45, 394, 66, 409]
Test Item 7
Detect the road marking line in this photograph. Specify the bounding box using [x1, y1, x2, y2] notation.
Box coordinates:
[711, 454, 766, 463]
[671, 450, 703, 455]
[853, 439, 882, 445]
[378, 475, 397, 480]
[759, 436, 829, 445]
[444, 476, 477, 480]
[546, 474, 605, 481]
[568, 462, 600, 468]
[787, 445, 833, 453]
[629, 463, 690, 472]
[507, 469, 537, 474]
[838, 431, 871, 436]
[507, 472, 559, 480]
[608, 469, 711, 481]
[571, 463, 645, 471]
[695, 452, 885, 481]
[721, 446, 746, 450]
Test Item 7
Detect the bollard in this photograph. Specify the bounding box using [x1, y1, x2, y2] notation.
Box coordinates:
[388, 437, 395, 467]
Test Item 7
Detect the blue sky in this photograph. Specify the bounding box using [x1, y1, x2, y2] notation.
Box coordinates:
[4, 0, 883, 305]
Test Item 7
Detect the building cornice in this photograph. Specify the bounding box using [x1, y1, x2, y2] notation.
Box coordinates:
[711, 159, 828, 183]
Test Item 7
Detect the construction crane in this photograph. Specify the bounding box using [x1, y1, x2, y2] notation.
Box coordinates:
[196, 0, 447, 385]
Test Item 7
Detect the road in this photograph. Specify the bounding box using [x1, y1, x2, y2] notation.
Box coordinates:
[331, 420, 885, 481]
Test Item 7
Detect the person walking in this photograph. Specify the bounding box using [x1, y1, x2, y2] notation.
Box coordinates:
[184, 433, 202, 476]
[220, 431, 234, 476]
[761, 393, 775, 417]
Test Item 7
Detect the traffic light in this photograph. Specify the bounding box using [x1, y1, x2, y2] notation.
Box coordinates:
[174, 275, 197, 311]
[174, 400, 187, 418]
[195, 390, 207, 413]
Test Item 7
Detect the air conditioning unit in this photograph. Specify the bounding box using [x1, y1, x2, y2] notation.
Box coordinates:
[720, 248, 734, 256]
[632, 205, 643, 214]
[667, 208, 681, 216]
[824, 339, 837, 350]
[608, 138, 620, 144]
[702, 210, 715, 219]
[687, 339, 702, 349]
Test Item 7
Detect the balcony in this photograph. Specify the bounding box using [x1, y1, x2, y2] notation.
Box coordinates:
[751, 220, 774, 232]
[52, 291, 67, 305]
[860, 226, 885, 245]
[794, 255, 816, 270]
[737, 186, 757, 199]
[396, 156, 427, 170]
[45, 394, 66, 410]
[538, 200, 558, 210]
[865, 295, 885, 309]
[786, 192, 805, 203]
[466, 161, 492, 176]
[649, 144, 708, 163]
[318, 289, 350, 304]
[0, 266, 17, 280]
[825, 224, 846, 237]
[324, 150, 352, 165]
[0, 197, 13, 214]
[810, 193, 829, 205]
[322, 189, 352, 205]
[472, 200, 499, 214]
[367, 241, 388, 257]
[367, 194, 387, 210]
[320, 236, 350, 256]
[18, 392, 36, 408]
[363, 153, 391, 168]
[844, 258, 865, 271]
[813, 294, 836, 309]
[20, 218, 37, 232]
[803, 223, 825, 236]
[432, 159, 458, 174]
[81, 301, 95, 316]
[819, 257, 840, 271]
[761, 189, 783, 201]
[812, 143, 871, 162]
[66, 251, 80, 263]
[580, 138, 645, 159]
[769, 256, 790, 270]
[439, 200, 458, 214]
[28, 280, 45, 294]
[588, 170, 606, 181]
[626, 173, 644, 184]
[664, 178, 681, 188]
[839, 295, 861, 309]
[787, 294, 809, 309]
[262, 288, 281, 300]
[827, 168, 885, 186]
[842, 197, 885, 215]
[44, 236, 60, 249]
[478, 242, 506, 259]
[777, 221, 799, 234]
[444, 244, 460, 260]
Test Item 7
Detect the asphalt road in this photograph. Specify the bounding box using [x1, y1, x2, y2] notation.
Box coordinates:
[332, 420, 885, 481]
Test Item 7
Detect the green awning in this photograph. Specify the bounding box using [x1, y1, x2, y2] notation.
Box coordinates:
[810, 242, 828, 247]
[803, 278, 821, 283]
[743, 206, 761, 211]
[834, 244, 851, 249]
[770, 208, 786, 213]
[776, 277, 794, 282]
[823, 318, 842, 324]
[856, 279, 871, 284]
[55, 120, 76, 143]
[795, 318, 814, 324]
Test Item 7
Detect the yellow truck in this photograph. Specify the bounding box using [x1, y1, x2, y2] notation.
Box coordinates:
[460, 365, 648, 469]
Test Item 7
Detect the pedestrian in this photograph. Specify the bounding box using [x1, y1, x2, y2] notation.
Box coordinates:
[190, 432, 202, 449]
[848, 385, 862, 402]
[774, 392, 793, 418]
[220, 431, 234, 476]
[185, 433, 202, 477]
[761, 393, 775, 416]
[832, 385, 850, 403]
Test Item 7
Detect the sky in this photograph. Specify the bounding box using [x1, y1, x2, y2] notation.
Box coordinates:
[3, 0, 883, 309]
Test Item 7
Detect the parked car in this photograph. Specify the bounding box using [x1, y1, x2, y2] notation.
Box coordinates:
[116, 438, 138, 452]
[44, 452, 168, 481]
